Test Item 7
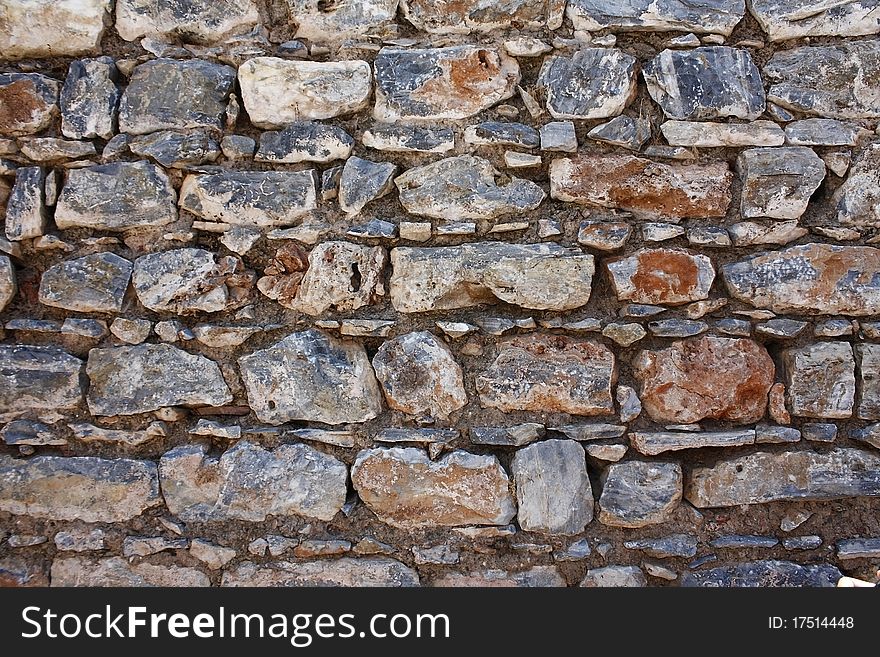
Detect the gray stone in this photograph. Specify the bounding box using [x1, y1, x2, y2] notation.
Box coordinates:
[606, 248, 715, 305]
[435, 566, 564, 587]
[257, 122, 353, 164]
[642, 222, 685, 242]
[1, 420, 64, 447]
[465, 121, 539, 148]
[18, 138, 95, 162]
[858, 344, 880, 419]
[835, 143, 880, 227]
[785, 342, 855, 419]
[159, 441, 348, 522]
[749, 0, 880, 41]
[631, 430, 756, 456]
[220, 135, 255, 160]
[709, 535, 779, 549]
[737, 147, 826, 220]
[644, 562, 677, 580]
[681, 560, 841, 587]
[801, 423, 837, 443]
[581, 565, 647, 587]
[662, 120, 785, 147]
[0, 0, 110, 58]
[119, 59, 236, 134]
[783, 536, 822, 551]
[540, 121, 577, 152]
[86, 344, 231, 416]
[588, 115, 651, 150]
[373, 429, 458, 449]
[471, 423, 545, 447]
[222, 558, 419, 587]
[551, 423, 627, 441]
[289, 0, 397, 42]
[38, 253, 132, 313]
[837, 537, 880, 559]
[538, 48, 637, 120]
[109, 318, 152, 345]
[554, 538, 592, 561]
[116, 0, 260, 43]
[238, 329, 382, 425]
[511, 439, 593, 535]
[598, 460, 682, 528]
[624, 534, 698, 558]
[584, 444, 627, 462]
[0, 345, 83, 413]
[0, 255, 14, 312]
[411, 545, 459, 566]
[647, 319, 708, 337]
[51, 556, 209, 587]
[129, 130, 220, 168]
[755, 318, 809, 338]
[567, 0, 745, 35]
[4, 166, 45, 241]
[816, 319, 855, 337]
[852, 423, 880, 449]
[0, 73, 59, 136]
[755, 424, 801, 444]
[578, 221, 632, 250]
[55, 161, 177, 231]
[727, 219, 808, 246]
[401, 0, 562, 34]
[190, 540, 236, 569]
[347, 219, 397, 239]
[617, 385, 641, 422]
[339, 156, 397, 215]
[54, 528, 105, 552]
[62, 318, 113, 341]
[687, 227, 731, 247]
[0, 455, 159, 522]
[782, 510, 813, 534]
[123, 536, 188, 558]
[60, 57, 119, 140]
[362, 124, 455, 154]
[395, 155, 544, 221]
[785, 119, 868, 146]
[643, 47, 765, 120]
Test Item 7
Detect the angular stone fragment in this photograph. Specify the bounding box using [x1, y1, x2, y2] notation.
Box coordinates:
[119, 59, 236, 134]
[239, 58, 372, 127]
[766, 42, 880, 119]
[60, 57, 119, 140]
[737, 147, 826, 220]
[567, 0, 745, 35]
[835, 143, 880, 227]
[581, 565, 646, 587]
[374, 47, 520, 122]
[662, 120, 785, 147]
[588, 115, 651, 150]
[396, 155, 544, 221]
[511, 440, 593, 535]
[749, 0, 880, 41]
[390, 242, 593, 313]
[362, 124, 455, 153]
[129, 131, 220, 169]
[289, 0, 397, 42]
[116, 0, 260, 43]
[433, 566, 565, 588]
[681, 560, 841, 587]
[578, 221, 632, 250]
[632, 429, 756, 456]
[477, 334, 615, 415]
[599, 460, 682, 528]
[159, 441, 347, 522]
[38, 253, 132, 313]
[238, 330, 382, 425]
[372, 331, 467, 420]
[86, 344, 231, 416]
[51, 557, 209, 587]
[180, 170, 317, 227]
[4, 166, 45, 241]
[607, 248, 715, 306]
[858, 344, 880, 420]
[728, 220, 808, 246]
[625, 534, 698, 559]
[222, 558, 419, 587]
[538, 49, 637, 120]
[785, 119, 868, 147]
[465, 121, 539, 148]
[540, 120, 577, 152]
[0, 455, 159, 522]
[1, 420, 64, 446]
[339, 156, 397, 215]
[471, 423, 545, 446]
[551, 154, 731, 219]
[351, 447, 516, 529]
[402, 0, 562, 33]
[551, 423, 626, 441]
[0, 345, 83, 413]
[69, 423, 155, 447]
[784, 342, 855, 419]
[257, 122, 353, 164]
[55, 161, 177, 231]
[0, 73, 58, 137]
[722, 244, 880, 316]
[0, 0, 109, 58]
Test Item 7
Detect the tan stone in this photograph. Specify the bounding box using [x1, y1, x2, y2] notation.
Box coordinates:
[222, 558, 419, 587]
[607, 248, 715, 306]
[784, 342, 855, 419]
[51, 557, 208, 587]
[0, 0, 110, 58]
[769, 383, 791, 424]
[432, 566, 565, 587]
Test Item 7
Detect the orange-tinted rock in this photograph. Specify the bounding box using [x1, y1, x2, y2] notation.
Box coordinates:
[768, 382, 791, 424]
[0, 74, 59, 137]
[550, 154, 732, 219]
[476, 334, 616, 416]
[634, 336, 775, 424]
[606, 248, 715, 305]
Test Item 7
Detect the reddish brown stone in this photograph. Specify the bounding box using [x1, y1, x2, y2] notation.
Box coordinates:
[634, 336, 775, 425]
[0, 75, 58, 137]
[768, 382, 791, 424]
[606, 248, 715, 305]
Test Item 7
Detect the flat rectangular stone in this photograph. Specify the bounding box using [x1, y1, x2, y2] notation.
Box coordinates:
[567, 0, 745, 35]
[631, 429, 756, 456]
[661, 120, 785, 147]
[836, 537, 880, 559]
[0, 345, 83, 413]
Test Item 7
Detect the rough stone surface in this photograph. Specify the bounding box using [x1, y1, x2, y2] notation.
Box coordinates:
[0, 345, 83, 413]
[567, 0, 745, 35]
[60, 57, 119, 140]
[750, 1, 880, 41]
[598, 460, 682, 528]
[607, 248, 715, 305]
[538, 48, 637, 120]
[222, 558, 419, 587]
[257, 122, 353, 164]
[834, 142, 880, 227]
[116, 0, 260, 43]
[738, 147, 826, 220]
[858, 344, 880, 420]
[339, 156, 397, 215]
[681, 560, 842, 587]
[51, 556, 209, 587]
[0, 0, 109, 58]
[580, 565, 647, 587]
[0, 255, 15, 312]
[433, 566, 565, 587]
[38, 253, 132, 313]
[402, 0, 562, 34]
[784, 342, 856, 419]
[662, 120, 785, 148]
[4, 166, 45, 241]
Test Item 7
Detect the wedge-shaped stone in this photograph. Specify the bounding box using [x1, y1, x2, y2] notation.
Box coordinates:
[60, 57, 119, 140]
[159, 441, 347, 523]
[351, 447, 516, 529]
[835, 143, 880, 227]
[238, 330, 383, 425]
[551, 154, 731, 219]
[738, 147, 826, 220]
[374, 46, 520, 122]
[239, 58, 372, 127]
[288, 0, 398, 42]
[4, 166, 45, 241]
[538, 48, 637, 120]
[661, 120, 784, 147]
[0, 0, 110, 58]
[116, 0, 260, 43]
[749, 0, 880, 41]
[51, 557, 209, 587]
[784, 342, 855, 419]
[222, 557, 419, 587]
[682, 560, 842, 587]
[402, 0, 563, 33]
[390, 242, 594, 313]
[0, 345, 83, 413]
[55, 161, 177, 231]
[631, 430, 756, 456]
[0, 455, 159, 522]
[722, 244, 880, 316]
[86, 344, 232, 416]
[256, 122, 353, 164]
[39, 253, 132, 313]
[598, 460, 682, 528]
[686, 448, 880, 507]
[607, 248, 715, 306]
[568, 0, 745, 35]
[0, 73, 59, 136]
[129, 130, 220, 169]
[476, 334, 615, 416]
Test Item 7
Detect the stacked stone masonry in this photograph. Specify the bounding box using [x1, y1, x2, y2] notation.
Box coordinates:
[2, 0, 880, 588]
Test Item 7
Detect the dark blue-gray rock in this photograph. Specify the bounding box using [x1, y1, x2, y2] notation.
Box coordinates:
[4, 319, 62, 333]
[816, 318, 855, 337]
[647, 319, 708, 338]
[220, 134, 255, 160]
[129, 130, 220, 168]
[540, 120, 577, 152]
[837, 537, 880, 559]
[682, 560, 841, 587]
[4, 166, 45, 241]
[784, 119, 869, 146]
[755, 318, 809, 339]
[554, 538, 592, 561]
[347, 219, 397, 239]
[119, 58, 236, 134]
[116, 0, 260, 43]
[0, 345, 83, 413]
[624, 534, 698, 558]
[17, 138, 96, 162]
[464, 121, 539, 148]
[55, 161, 177, 230]
[395, 155, 545, 220]
[686, 448, 880, 507]
[631, 429, 755, 456]
[737, 147, 826, 220]
[0, 73, 59, 136]
[598, 460, 682, 528]
[783, 536, 822, 550]
[86, 344, 232, 416]
[709, 535, 779, 549]
[339, 156, 397, 215]
[688, 554, 718, 569]
[581, 565, 647, 587]
[802, 423, 838, 443]
[373, 46, 520, 122]
[834, 143, 880, 228]
[401, 0, 562, 34]
[749, 0, 880, 41]
[643, 47, 765, 121]
[471, 423, 545, 446]
[362, 124, 455, 154]
[38, 253, 132, 313]
[0, 420, 65, 447]
[256, 122, 354, 164]
[766, 41, 880, 119]
[538, 48, 637, 120]
[621, 304, 665, 317]
[851, 423, 880, 449]
[784, 342, 855, 419]
[321, 166, 342, 201]
[60, 57, 119, 140]
[62, 317, 111, 340]
[588, 115, 651, 150]
[755, 424, 801, 444]
[567, 0, 745, 35]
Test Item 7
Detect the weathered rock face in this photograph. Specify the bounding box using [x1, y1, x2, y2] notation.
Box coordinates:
[634, 336, 775, 424]
[738, 147, 826, 220]
[567, 0, 745, 35]
[0, 73, 58, 136]
[643, 47, 765, 121]
[238, 330, 383, 425]
[550, 154, 732, 219]
[661, 120, 784, 148]
[362, 124, 455, 153]
[338, 156, 397, 215]
[86, 344, 232, 416]
[722, 244, 880, 316]
[51, 557, 209, 587]
[373, 46, 520, 121]
[256, 122, 353, 164]
[351, 447, 516, 529]
[857, 344, 880, 420]
[0, 255, 15, 312]
[238, 58, 372, 127]
[55, 161, 177, 231]
[0, 0, 110, 58]
[116, 0, 260, 43]
[390, 242, 594, 313]
[682, 560, 842, 587]
[60, 57, 119, 140]
[630, 429, 756, 456]
[686, 448, 880, 507]
[581, 565, 647, 587]
[538, 49, 637, 120]
[749, 0, 880, 41]
[372, 331, 467, 420]
[784, 342, 856, 419]
[433, 566, 565, 587]
[0, 345, 84, 413]
[598, 460, 682, 528]
[511, 439, 593, 534]
[159, 441, 347, 522]
[222, 558, 420, 587]
[834, 142, 880, 227]
[402, 0, 562, 34]
[0, 455, 160, 522]
[38, 253, 132, 313]
[476, 334, 616, 415]
[4, 166, 45, 240]
[129, 130, 220, 168]
[606, 248, 715, 305]
[289, 0, 398, 42]
[765, 41, 880, 118]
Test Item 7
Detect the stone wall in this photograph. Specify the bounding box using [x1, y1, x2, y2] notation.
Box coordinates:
[1, 0, 880, 588]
